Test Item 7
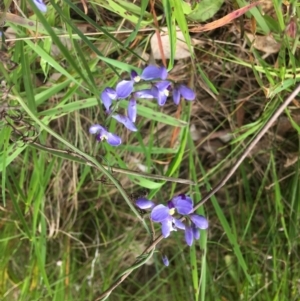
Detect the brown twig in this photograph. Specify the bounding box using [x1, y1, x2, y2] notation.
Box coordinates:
[149, 0, 166, 67]
[193, 83, 300, 211]
[94, 82, 300, 300]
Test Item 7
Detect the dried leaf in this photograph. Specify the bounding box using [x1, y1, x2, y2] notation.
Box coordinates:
[151, 28, 203, 60]
[284, 155, 298, 168]
[245, 32, 281, 54]
[190, 1, 263, 33]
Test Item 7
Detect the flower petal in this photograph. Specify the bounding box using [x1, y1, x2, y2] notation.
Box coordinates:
[141, 66, 168, 80]
[105, 87, 118, 99]
[172, 194, 193, 215]
[161, 219, 173, 238]
[172, 87, 181, 105]
[157, 92, 168, 106]
[190, 214, 208, 229]
[112, 114, 138, 132]
[32, 0, 47, 12]
[192, 225, 200, 240]
[174, 218, 185, 230]
[116, 80, 134, 98]
[101, 88, 117, 112]
[106, 132, 122, 146]
[101, 98, 112, 112]
[155, 81, 171, 106]
[127, 99, 137, 123]
[178, 85, 195, 101]
[159, 67, 168, 80]
[136, 198, 155, 209]
[156, 81, 171, 91]
[162, 255, 169, 267]
[134, 88, 157, 99]
[89, 124, 103, 134]
[185, 226, 193, 246]
[151, 204, 170, 222]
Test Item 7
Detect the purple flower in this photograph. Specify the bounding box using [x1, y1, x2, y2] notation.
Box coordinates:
[100, 78, 137, 113]
[100, 66, 169, 113]
[170, 194, 193, 215]
[89, 124, 121, 146]
[112, 114, 137, 132]
[136, 200, 185, 238]
[32, 0, 47, 12]
[160, 217, 179, 237]
[112, 70, 143, 101]
[154, 81, 171, 106]
[113, 66, 168, 100]
[134, 80, 171, 106]
[172, 85, 195, 105]
[150, 194, 193, 221]
[150, 195, 192, 237]
[136, 194, 208, 246]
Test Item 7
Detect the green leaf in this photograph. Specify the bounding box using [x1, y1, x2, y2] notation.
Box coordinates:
[169, 0, 193, 57]
[162, 0, 176, 67]
[187, 0, 224, 22]
[124, 0, 149, 47]
[90, 0, 153, 25]
[181, 1, 192, 15]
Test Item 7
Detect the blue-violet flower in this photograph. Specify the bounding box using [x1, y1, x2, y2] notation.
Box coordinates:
[149, 194, 194, 237]
[112, 66, 168, 103]
[154, 81, 171, 106]
[136, 194, 208, 246]
[172, 84, 196, 105]
[89, 124, 121, 146]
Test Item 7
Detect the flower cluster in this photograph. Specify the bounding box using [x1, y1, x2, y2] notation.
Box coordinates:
[136, 194, 208, 265]
[89, 65, 195, 146]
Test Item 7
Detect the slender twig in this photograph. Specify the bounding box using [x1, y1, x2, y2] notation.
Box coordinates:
[193, 83, 300, 211]
[28, 141, 195, 185]
[94, 83, 300, 300]
[149, 0, 166, 66]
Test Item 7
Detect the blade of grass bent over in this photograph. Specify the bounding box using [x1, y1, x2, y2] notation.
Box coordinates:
[13, 95, 149, 233]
